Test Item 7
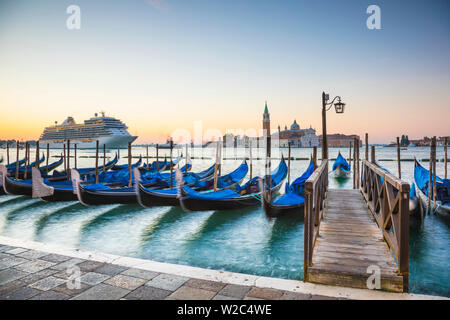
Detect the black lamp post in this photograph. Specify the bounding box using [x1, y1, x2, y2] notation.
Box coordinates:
[321, 92, 346, 160]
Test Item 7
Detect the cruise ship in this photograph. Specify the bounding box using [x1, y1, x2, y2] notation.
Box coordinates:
[39, 112, 137, 149]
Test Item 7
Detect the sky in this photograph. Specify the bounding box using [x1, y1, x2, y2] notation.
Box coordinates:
[0, 0, 449, 144]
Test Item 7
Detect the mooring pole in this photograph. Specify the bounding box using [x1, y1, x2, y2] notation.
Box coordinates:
[128, 142, 132, 187]
[156, 144, 159, 172]
[356, 138, 360, 189]
[445, 137, 448, 179]
[267, 135, 272, 201]
[313, 145, 317, 171]
[102, 144, 105, 171]
[95, 140, 99, 184]
[67, 140, 70, 180]
[63, 143, 66, 174]
[353, 138, 357, 189]
[24, 142, 29, 180]
[213, 141, 220, 192]
[74, 144, 77, 169]
[287, 142, 291, 185]
[349, 141, 352, 163]
[46, 144, 50, 175]
[169, 139, 173, 188]
[396, 137, 401, 179]
[428, 138, 434, 214]
[15, 141, 19, 179]
[146, 145, 149, 167]
[365, 133, 369, 161]
[6, 141, 9, 165]
[249, 139, 253, 179]
[432, 137, 437, 210]
[35, 141, 40, 169]
[371, 146, 376, 164]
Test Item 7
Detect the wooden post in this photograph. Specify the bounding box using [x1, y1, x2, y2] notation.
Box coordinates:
[365, 133, 369, 161]
[213, 141, 220, 192]
[67, 140, 70, 180]
[118, 148, 120, 160]
[445, 137, 448, 179]
[371, 146, 376, 163]
[156, 144, 159, 172]
[6, 141, 9, 165]
[63, 143, 66, 174]
[428, 138, 434, 214]
[432, 137, 437, 210]
[24, 142, 29, 180]
[128, 142, 132, 187]
[348, 141, 352, 163]
[15, 141, 20, 179]
[95, 140, 99, 184]
[35, 141, 40, 169]
[46, 144, 50, 174]
[287, 142, 291, 185]
[146, 145, 149, 167]
[249, 139, 253, 179]
[396, 137, 401, 179]
[185, 143, 188, 172]
[219, 138, 222, 176]
[356, 138, 360, 189]
[267, 135, 272, 201]
[313, 146, 317, 171]
[321, 92, 328, 160]
[103, 144, 106, 171]
[74, 144, 77, 169]
[353, 138, 356, 189]
[169, 139, 173, 188]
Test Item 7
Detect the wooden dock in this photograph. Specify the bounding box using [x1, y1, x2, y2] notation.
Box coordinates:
[306, 189, 404, 292]
[304, 160, 409, 293]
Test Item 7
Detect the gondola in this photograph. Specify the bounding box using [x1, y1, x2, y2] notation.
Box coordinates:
[110, 156, 142, 171]
[46, 154, 118, 182]
[331, 152, 351, 178]
[141, 156, 182, 172]
[5, 157, 27, 170]
[263, 159, 314, 217]
[6, 154, 45, 174]
[33, 158, 140, 202]
[15, 156, 64, 179]
[0, 156, 64, 196]
[74, 162, 216, 205]
[180, 158, 288, 212]
[414, 159, 450, 217]
[136, 161, 248, 207]
[0, 156, 3, 163]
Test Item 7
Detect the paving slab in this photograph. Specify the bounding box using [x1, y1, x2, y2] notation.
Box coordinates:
[94, 264, 128, 276]
[279, 291, 312, 300]
[50, 258, 85, 271]
[185, 278, 226, 293]
[80, 272, 110, 286]
[18, 269, 59, 286]
[125, 286, 172, 300]
[29, 276, 67, 291]
[71, 283, 129, 300]
[0, 268, 29, 286]
[104, 274, 147, 290]
[14, 259, 56, 273]
[212, 294, 236, 300]
[0, 286, 41, 300]
[146, 273, 189, 291]
[0, 256, 29, 270]
[246, 287, 284, 300]
[218, 284, 252, 299]
[16, 250, 48, 260]
[0, 245, 14, 253]
[5, 248, 28, 255]
[121, 268, 159, 280]
[40, 254, 72, 263]
[53, 282, 92, 297]
[77, 260, 105, 272]
[30, 290, 71, 300]
[167, 286, 216, 300]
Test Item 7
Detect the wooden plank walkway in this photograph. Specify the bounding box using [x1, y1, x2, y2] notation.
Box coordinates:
[306, 189, 405, 292]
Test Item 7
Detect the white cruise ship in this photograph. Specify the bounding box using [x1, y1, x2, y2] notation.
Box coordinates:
[39, 112, 137, 149]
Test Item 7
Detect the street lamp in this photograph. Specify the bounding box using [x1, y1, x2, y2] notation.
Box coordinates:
[322, 92, 346, 160]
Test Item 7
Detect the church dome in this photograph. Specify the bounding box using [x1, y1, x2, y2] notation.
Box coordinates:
[290, 120, 300, 131]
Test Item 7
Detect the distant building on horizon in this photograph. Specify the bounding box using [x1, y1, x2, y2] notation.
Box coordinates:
[319, 134, 362, 148]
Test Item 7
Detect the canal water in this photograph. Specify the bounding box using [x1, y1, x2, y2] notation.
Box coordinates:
[0, 146, 448, 297]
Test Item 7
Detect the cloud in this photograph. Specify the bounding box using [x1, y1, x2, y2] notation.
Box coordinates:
[146, 0, 170, 11]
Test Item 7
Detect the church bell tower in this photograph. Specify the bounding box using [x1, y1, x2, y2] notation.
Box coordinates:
[263, 101, 270, 137]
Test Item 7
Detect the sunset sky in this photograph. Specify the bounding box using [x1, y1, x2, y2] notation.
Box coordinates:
[0, 0, 449, 144]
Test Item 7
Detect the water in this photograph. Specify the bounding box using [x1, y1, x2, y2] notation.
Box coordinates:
[0, 146, 448, 297]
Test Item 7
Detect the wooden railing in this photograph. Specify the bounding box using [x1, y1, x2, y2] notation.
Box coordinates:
[303, 159, 328, 281]
[360, 160, 410, 291]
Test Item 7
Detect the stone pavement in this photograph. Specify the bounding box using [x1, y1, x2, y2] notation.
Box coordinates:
[0, 244, 340, 300]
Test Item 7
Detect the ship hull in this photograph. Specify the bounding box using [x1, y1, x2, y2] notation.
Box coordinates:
[39, 135, 137, 149]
